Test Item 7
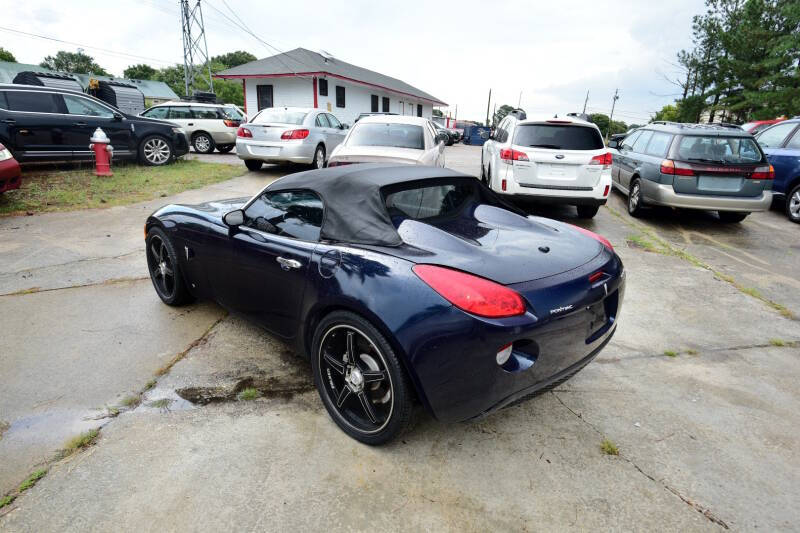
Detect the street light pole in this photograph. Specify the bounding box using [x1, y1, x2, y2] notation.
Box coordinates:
[606, 88, 619, 143]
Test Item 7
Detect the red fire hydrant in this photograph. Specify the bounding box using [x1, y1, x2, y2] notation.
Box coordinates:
[89, 128, 113, 177]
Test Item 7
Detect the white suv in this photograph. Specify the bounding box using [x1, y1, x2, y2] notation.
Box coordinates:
[140, 102, 242, 154]
[481, 114, 612, 218]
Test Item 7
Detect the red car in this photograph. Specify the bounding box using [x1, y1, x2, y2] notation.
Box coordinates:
[741, 118, 786, 135]
[0, 142, 21, 193]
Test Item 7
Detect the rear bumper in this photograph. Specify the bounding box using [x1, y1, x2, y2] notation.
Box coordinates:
[236, 139, 315, 164]
[498, 165, 612, 205]
[0, 158, 21, 192]
[211, 131, 237, 145]
[643, 181, 773, 212]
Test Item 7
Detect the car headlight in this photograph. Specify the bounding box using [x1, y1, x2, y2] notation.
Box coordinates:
[0, 146, 12, 162]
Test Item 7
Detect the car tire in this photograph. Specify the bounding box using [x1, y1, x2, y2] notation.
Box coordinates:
[139, 135, 174, 166]
[216, 144, 234, 154]
[576, 205, 599, 219]
[786, 183, 800, 224]
[145, 227, 194, 306]
[311, 310, 415, 445]
[718, 211, 749, 223]
[627, 178, 645, 217]
[244, 159, 263, 171]
[192, 132, 215, 154]
[480, 154, 486, 184]
[311, 144, 325, 169]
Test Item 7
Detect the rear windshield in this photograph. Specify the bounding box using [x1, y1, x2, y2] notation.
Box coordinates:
[348, 123, 424, 150]
[252, 110, 307, 125]
[223, 106, 244, 119]
[385, 181, 476, 222]
[675, 136, 762, 164]
[513, 124, 604, 150]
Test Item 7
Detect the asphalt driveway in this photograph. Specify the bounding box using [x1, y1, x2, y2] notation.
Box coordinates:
[1, 146, 799, 531]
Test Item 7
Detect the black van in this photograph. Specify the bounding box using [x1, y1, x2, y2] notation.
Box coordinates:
[0, 84, 189, 166]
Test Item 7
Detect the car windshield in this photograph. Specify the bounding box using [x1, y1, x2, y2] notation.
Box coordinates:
[513, 124, 604, 150]
[222, 106, 243, 120]
[676, 136, 762, 164]
[252, 110, 307, 125]
[348, 123, 425, 150]
[384, 181, 477, 223]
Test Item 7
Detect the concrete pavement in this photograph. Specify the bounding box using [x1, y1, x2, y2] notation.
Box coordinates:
[1, 145, 799, 531]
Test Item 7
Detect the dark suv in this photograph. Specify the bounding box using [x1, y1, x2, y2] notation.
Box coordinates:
[610, 122, 773, 222]
[0, 84, 189, 166]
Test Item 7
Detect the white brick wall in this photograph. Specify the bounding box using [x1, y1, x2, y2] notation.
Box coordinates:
[243, 76, 434, 125]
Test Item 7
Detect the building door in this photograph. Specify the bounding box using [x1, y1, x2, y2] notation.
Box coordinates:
[257, 85, 273, 111]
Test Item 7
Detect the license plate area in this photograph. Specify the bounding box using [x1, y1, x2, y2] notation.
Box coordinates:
[698, 175, 743, 192]
[252, 146, 280, 157]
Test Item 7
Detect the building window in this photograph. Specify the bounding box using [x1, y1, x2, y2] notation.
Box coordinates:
[257, 84, 273, 111]
[371, 95, 379, 112]
[319, 79, 328, 96]
[335, 86, 345, 108]
[417, 104, 422, 117]
[382, 96, 389, 112]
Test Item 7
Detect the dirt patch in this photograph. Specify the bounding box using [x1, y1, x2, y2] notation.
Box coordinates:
[0, 420, 8, 441]
[177, 376, 315, 405]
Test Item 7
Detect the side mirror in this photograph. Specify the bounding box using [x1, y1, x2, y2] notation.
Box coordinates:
[435, 132, 449, 145]
[343, 123, 350, 129]
[223, 209, 244, 227]
[113, 112, 124, 121]
[608, 140, 619, 149]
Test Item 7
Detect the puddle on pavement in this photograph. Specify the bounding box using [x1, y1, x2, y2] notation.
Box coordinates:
[133, 387, 197, 414]
[1, 409, 105, 446]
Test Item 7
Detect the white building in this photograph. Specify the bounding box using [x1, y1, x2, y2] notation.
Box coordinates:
[215, 48, 446, 125]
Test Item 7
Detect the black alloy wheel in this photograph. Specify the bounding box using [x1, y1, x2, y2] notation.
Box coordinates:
[312, 311, 414, 445]
[145, 228, 192, 306]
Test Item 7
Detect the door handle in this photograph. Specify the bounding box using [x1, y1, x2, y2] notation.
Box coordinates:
[187, 123, 194, 126]
[2, 118, 15, 124]
[276, 256, 302, 270]
[74, 122, 88, 126]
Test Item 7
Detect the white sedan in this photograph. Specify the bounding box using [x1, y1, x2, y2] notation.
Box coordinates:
[328, 115, 447, 167]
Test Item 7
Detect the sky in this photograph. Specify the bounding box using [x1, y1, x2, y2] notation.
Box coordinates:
[0, 0, 706, 125]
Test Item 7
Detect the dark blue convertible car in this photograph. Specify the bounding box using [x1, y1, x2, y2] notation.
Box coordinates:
[145, 164, 625, 444]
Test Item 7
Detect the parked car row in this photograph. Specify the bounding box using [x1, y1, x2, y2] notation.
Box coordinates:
[0, 83, 189, 167]
[140, 101, 243, 155]
[235, 108, 448, 170]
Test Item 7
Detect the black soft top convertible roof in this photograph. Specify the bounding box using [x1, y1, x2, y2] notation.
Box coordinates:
[264, 164, 523, 246]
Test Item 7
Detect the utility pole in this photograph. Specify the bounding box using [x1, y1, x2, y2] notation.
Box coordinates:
[485, 88, 491, 127]
[517, 90, 522, 108]
[180, 0, 214, 98]
[582, 90, 589, 114]
[606, 88, 619, 143]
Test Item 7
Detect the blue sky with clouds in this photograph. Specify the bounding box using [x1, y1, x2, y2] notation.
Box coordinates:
[1, 0, 706, 124]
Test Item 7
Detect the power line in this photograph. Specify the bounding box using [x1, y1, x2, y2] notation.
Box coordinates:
[0, 25, 180, 65]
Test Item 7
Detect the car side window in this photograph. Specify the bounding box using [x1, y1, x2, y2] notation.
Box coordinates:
[644, 132, 673, 157]
[621, 131, 641, 151]
[326, 114, 341, 128]
[143, 107, 169, 119]
[243, 190, 324, 241]
[168, 107, 192, 120]
[785, 128, 800, 150]
[190, 107, 219, 119]
[62, 95, 114, 118]
[5, 91, 64, 113]
[0, 91, 7, 110]
[756, 122, 796, 148]
[631, 130, 653, 153]
[315, 113, 330, 128]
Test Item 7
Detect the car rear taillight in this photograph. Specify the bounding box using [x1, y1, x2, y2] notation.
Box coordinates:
[0, 143, 11, 162]
[237, 127, 252, 138]
[281, 129, 310, 140]
[412, 264, 526, 318]
[571, 224, 613, 252]
[499, 148, 529, 163]
[660, 159, 695, 176]
[750, 165, 774, 179]
[589, 152, 613, 168]
[223, 119, 239, 128]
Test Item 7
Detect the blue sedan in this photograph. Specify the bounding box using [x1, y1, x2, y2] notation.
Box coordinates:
[756, 118, 800, 223]
[144, 164, 625, 444]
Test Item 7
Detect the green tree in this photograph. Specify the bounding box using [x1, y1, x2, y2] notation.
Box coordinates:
[40, 51, 109, 75]
[590, 113, 627, 137]
[432, 108, 443, 117]
[652, 104, 680, 122]
[0, 47, 16, 62]
[123, 63, 158, 80]
[493, 104, 515, 125]
[211, 51, 256, 68]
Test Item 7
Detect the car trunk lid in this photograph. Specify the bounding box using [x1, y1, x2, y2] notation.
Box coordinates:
[510, 146, 605, 189]
[247, 122, 303, 142]
[331, 146, 423, 165]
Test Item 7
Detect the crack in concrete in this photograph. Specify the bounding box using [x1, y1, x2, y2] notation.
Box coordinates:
[0, 250, 141, 277]
[551, 391, 730, 529]
[598, 339, 800, 364]
[0, 276, 148, 297]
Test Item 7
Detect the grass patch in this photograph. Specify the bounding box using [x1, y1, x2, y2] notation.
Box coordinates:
[143, 379, 157, 391]
[119, 395, 141, 409]
[663, 350, 678, 357]
[63, 428, 99, 454]
[686, 349, 699, 355]
[0, 159, 243, 216]
[0, 420, 8, 441]
[18, 469, 47, 492]
[0, 495, 15, 509]
[147, 398, 172, 409]
[769, 338, 785, 347]
[238, 387, 260, 401]
[626, 233, 664, 253]
[600, 438, 619, 456]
